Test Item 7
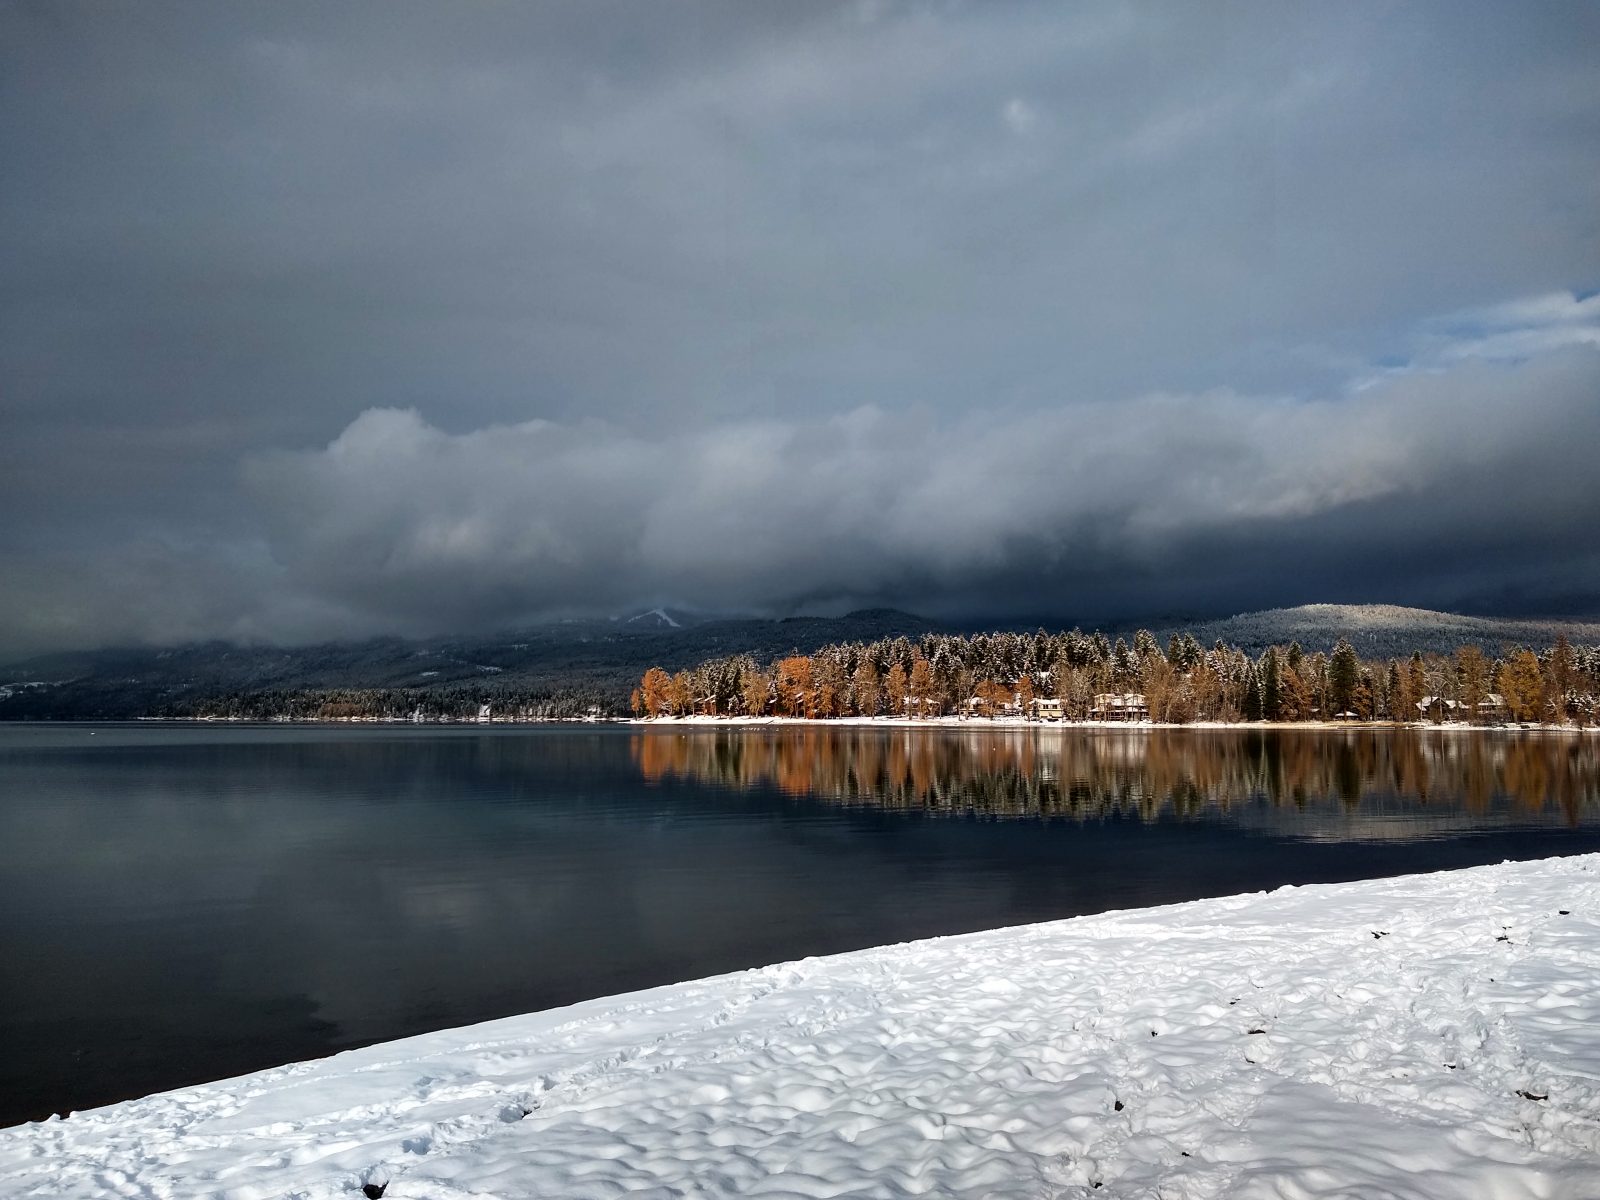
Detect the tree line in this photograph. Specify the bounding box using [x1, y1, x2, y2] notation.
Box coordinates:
[164, 682, 613, 722]
[634, 628, 1600, 726]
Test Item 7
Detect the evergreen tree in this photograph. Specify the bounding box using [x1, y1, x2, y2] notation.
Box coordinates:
[1455, 646, 1490, 723]
[1548, 635, 1577, 722]
[1329, 639, 1360, 715]
[1241, 664, 1264, 721]
[1261, 648, 1282, 721]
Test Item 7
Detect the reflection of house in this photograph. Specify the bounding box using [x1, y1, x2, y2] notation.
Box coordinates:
[1092, 692, 1148, 720]
[1030, 697, 1064, 721]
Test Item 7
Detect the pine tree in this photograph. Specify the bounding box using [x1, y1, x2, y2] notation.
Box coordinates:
[1241, 665, 1264, 721]
[1406, 652, 1427, 722]
[1261, 648, 1282, 721]
[1548, 636, 1576, 723]
[1455, 646, 1489, 723]
[907, 656, 937, 717]
[1329, 639, 1360, 715]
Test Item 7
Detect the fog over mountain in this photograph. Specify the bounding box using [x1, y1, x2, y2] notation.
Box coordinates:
[3, 3, 1598, 658]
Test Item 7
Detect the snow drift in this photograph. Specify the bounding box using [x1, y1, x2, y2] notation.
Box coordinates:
[5, 856, 1600, 1198]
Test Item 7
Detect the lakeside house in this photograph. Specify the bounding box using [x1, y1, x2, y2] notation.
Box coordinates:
[1417, 694, 1509, 724]
[962, 691, 1063, 721]
[1418, 696, 1464, 723]
[964, 695, 1022, 718]
[1092, 692, 1149, 721]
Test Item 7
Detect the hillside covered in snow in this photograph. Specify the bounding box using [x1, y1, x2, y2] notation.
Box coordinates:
[4, 855, 1599, 1199]
[1160, 604, 1600, 658]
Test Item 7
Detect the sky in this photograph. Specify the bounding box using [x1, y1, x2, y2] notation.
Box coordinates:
[2, 1, 1598, 659]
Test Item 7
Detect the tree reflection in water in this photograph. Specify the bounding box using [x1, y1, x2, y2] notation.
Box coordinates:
[633, 728, 1600, 828]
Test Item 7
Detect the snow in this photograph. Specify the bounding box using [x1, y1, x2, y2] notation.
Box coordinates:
[1162, 604, 1600, 658]
[627, 607, 682, 629]
[633, 713, 1598, 734]
[6, 856, 1600, 1199]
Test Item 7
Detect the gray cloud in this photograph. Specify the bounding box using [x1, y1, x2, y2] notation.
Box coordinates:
[2, 3, 1598, 656]
[242, 331, 1600, 633]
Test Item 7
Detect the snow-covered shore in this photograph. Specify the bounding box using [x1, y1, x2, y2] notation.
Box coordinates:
[6, 858, 1600, 1200]
[632, 713, 1598, 733]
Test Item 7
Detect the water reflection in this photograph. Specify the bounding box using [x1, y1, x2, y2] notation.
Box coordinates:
[634, 727, 1600, 831]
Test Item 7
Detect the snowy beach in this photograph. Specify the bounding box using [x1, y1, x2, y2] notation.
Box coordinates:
[5, 855, 1600, 1199]
[629, 714, 1600, 733]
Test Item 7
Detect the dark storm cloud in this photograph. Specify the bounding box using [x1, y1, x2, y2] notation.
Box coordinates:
[241, 339, 1600, 632]
[2, 2, 1598, 656]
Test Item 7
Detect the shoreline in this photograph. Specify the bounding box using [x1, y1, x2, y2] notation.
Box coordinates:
[629, 713, 1599, 734]
[45, 714, 1595, 734]
[5, 854, 1598, 1197]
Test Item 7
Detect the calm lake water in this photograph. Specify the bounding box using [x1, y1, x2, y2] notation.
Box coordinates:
[2, 722, 1598, 1126]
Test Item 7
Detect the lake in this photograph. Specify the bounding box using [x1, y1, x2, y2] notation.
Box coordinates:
[2, 722, 1598, 1127]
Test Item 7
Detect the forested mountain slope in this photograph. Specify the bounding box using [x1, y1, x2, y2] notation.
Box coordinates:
[0, 610, 938, 719]
[1157, 604, 1600, 658]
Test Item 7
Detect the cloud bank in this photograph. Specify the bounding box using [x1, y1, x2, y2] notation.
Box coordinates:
[1, 3, 1597, 656]
[241, 332, 1600, 634]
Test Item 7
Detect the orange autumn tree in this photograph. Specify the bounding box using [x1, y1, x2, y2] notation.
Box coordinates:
[773, 656, 815, 717]
[971, 679, 1012, 716]
[1499, 651, 1546, 723]
[883, 663, 908, 716]
[639, 667, 673, 717]
[907, 656, 937, 717]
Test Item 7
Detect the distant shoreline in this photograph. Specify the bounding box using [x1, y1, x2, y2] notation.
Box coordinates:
[9, 715, 1588, 734]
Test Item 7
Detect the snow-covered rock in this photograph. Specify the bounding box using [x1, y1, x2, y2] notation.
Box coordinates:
[5, 856, 1600, 1198]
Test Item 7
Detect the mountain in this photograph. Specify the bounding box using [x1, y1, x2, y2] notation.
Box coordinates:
[7, 603, 1595, 721]
[0, 609, 940, 720]
[1155, 604, 1600, 658]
